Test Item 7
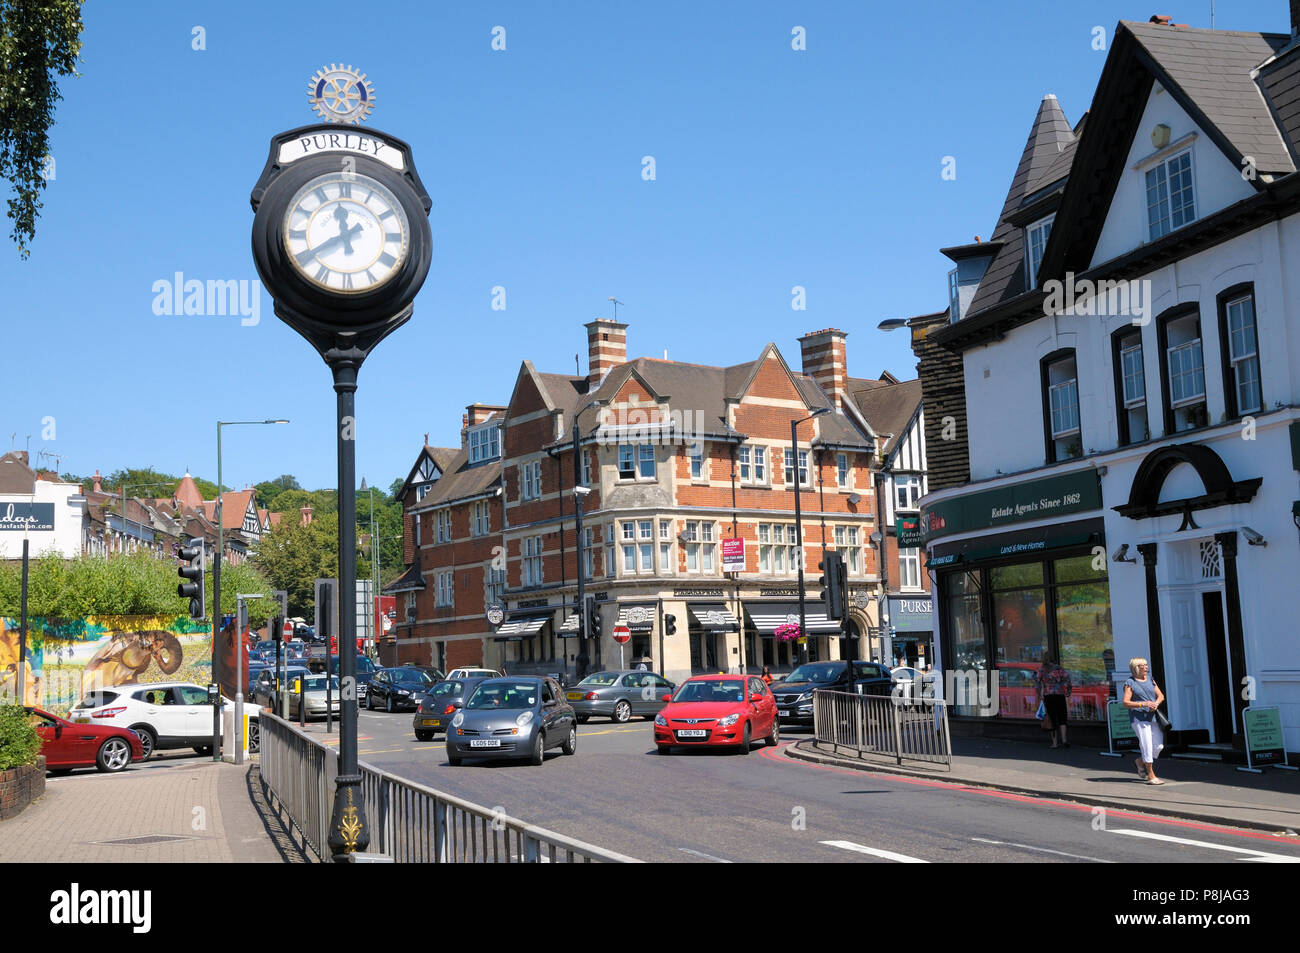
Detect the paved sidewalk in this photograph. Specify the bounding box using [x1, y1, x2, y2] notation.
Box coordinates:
[787, 735, 1300, 834]
[0, 755, 308, 863]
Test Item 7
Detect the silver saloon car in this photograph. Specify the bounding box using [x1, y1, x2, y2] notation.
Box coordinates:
[446, 676, 577, 766]
[565, 670, 676, 723]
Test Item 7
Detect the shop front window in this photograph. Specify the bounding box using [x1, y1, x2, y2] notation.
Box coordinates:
[1053, 554, 1114, 722]
[945, 571, 986, 717]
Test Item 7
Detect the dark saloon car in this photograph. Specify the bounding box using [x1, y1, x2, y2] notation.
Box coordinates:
[565, 670, 676, 723]
[366, 666, 432, 712]
[446, 676, 577, 766]
[252, 666, 311, 710]
[412, 678, 483, 740]
[770, 660, 893, 726]
[324, 654, 378, 704]
[28, 707, 144, 773]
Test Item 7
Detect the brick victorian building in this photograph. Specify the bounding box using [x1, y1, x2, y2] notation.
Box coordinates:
[389, 319, 930, 682]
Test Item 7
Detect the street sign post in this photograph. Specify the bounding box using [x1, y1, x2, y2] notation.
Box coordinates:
[282, 620, 294, 640]
[613, 624, 630, 669]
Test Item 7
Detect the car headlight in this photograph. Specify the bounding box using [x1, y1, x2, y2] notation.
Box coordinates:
[654, 713, 667, 727]
[451, 711, 464, 727]
[516, 711, 535, 727]
[717, 714, 740, 728]
[798, 690, 813, 701]
[398, 690, 410, 696]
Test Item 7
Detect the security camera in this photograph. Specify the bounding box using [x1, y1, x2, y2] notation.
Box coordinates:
[1112, 544, 1135, 563]
[1242, 527, 1266, 546]
[573, 485, 592, 497]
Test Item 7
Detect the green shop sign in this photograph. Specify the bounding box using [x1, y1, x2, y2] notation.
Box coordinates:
[921, 469, 1102, 542]
[896, 514, 923, 547]
[1242, 707, 1287, 767]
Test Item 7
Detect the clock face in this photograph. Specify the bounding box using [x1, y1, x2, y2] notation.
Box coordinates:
[282, 173, 411, 294]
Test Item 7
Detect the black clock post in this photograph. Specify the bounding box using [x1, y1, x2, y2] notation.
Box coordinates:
[250, 124, 433, 861]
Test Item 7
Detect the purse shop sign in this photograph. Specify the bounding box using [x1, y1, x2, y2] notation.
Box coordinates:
[0, 502, 55, 531]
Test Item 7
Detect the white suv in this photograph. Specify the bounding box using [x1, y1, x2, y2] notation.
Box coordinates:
[446, 668, 501, 681]
[69, 682, 260, 760]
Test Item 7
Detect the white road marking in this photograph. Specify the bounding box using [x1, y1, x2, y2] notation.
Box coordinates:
[1108, 828, 1300, 862]
[678, 847, 733, 863]
[971, 837, 1112, 863]
[820, 840, 929, 863]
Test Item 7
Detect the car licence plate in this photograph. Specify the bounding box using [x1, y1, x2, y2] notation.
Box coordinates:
[421, 718, 441, 727]
[677, 729, 707, 738]
[469, 739, 501, 748]
[566, 692, 583, 700]
[73, 717, 90, 724]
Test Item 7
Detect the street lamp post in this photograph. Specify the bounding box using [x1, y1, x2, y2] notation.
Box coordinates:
[572, 400, 600, 677]
[791, 407, 830, 665]
[211, 419, 288, 760]
[361, 477, 380, 655]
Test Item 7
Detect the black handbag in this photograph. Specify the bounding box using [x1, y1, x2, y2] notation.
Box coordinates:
[1154, 708, 1172, 732]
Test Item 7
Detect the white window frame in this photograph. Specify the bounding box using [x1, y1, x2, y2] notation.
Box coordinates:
[522, 535, 543, 587]
[604, 524, 615, 578]
[1025, 213, 1054, 289]
[638, 444, 656, 480]
[1121, 342, 1146, 408]
[683, 521, 716, 574]
[1225, 294, 1261, 415]
[520, 461, 541, 501]
[468, 423, 501, 464]
[836, 452, 849, 488]
[1049, 378, 1080, 438]
[1167, 339, 1205, 408]
[947, 267, 960, 321]
[659, 519, 674, 574]
[784, 449, 810, 487]
[581, 449, 593, 487]
[1146, 149, 1196, 241]
[486, 565, 505, 605]
[898, 547, 922, 590]
[689, 442, 705, 481]
[759, 523, 797, 575]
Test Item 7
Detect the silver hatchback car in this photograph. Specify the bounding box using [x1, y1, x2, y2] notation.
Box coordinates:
[565, 670, 676, 723]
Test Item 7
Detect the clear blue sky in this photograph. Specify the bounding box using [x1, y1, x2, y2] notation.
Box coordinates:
[2, 0, 1284, 493]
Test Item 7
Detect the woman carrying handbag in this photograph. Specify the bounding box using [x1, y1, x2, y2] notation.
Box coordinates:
[1123, 657, 1167, 784]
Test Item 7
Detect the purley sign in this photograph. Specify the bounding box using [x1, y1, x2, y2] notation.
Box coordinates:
[921, 469, 1101, 543]
[0, 502, 55, 531]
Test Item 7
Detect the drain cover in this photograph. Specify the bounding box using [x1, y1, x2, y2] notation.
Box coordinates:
[97, 834, 192, 846]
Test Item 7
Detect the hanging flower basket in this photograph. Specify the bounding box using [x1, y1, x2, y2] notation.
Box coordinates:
[774, 622, 802, 643]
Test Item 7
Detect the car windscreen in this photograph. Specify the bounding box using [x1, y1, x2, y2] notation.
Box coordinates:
[465, 681, 539, 711]
[76, 691, 119, 709]
[389, 671, 429, 687]
[578, 673, 620, 687]
[784, 662, 845, 684]
[673, 680, 746, 703]
[304, 676, 340, 692]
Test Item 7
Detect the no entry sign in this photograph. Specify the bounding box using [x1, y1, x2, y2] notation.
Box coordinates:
[282, 621, 294, 639]
[612, 625, 631, 644]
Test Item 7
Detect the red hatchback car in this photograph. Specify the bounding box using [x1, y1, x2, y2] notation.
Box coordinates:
[27, 708, 144, 774]
[653, 674, 780, 755]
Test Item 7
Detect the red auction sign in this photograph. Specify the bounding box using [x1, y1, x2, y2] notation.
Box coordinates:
[721, 537, 745, 572]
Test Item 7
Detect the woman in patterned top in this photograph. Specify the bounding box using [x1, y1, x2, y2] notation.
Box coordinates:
[1036, 657, 1073, 749]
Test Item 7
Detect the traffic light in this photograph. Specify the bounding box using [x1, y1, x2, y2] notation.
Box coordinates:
[177, 538, 205, 620]
[664, 613, 677, 636]
[587, 598, 602, 638]
[818, 551, 844, 622]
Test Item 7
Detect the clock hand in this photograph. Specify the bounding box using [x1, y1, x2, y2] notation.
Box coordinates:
[306, 221, 364, 261]
[333, 203, 357, 255]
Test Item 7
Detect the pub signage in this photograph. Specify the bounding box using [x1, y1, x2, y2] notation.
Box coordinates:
[921, 469, 1101, 543]
[0, 502, 54, 531]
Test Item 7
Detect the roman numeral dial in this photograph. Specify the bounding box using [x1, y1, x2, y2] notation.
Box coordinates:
[282, 172, 410, 294]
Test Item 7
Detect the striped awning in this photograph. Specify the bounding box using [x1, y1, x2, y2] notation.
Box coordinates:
[494, 614, 548, 640]
[745, 602, 842, 635]
[688, 604, 739, 633]
[557, 614, 581, 637]
[615, 604, 656, 632]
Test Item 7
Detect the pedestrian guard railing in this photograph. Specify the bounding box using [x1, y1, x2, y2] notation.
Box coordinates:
[260, 712, 640, 863]
[812, 686, 952, 769]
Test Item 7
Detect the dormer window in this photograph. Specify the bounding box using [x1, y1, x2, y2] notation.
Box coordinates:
[947, 268, 959, 321]
[468, 423, 501, 464]
[1146, 150, 1195, 240]
[1025, 214, 1054, 289]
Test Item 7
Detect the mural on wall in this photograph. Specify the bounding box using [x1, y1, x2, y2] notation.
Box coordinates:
[0, 616, 212, 715]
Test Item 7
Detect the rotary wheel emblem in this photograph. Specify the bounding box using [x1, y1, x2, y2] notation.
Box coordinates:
[308, 64, 376, 125]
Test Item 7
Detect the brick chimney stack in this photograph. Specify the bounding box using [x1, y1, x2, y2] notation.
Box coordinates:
[92, 470, 102, 494]
[585, 318, 628, 387]
[798, 328, 849, 410]
[300, 505, 313, 527]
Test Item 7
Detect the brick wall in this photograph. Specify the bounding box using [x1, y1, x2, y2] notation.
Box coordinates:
[0, 757, 45, 820]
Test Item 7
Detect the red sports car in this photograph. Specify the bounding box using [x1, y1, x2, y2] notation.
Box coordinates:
[653, 674, 780, 755]
[27, 707, 144, 774]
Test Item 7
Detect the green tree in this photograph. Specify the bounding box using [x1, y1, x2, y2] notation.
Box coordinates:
[254, 474, 302, 510]
[252, 517, 340, 620]
[0, 0, 84, 258]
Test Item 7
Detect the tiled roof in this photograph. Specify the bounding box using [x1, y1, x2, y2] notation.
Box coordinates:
[847, 379, 923, 458]
[1124, 20, 1294, 175]
[416, 445, 501, 509]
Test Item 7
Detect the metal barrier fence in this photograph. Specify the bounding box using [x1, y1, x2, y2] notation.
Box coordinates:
[259, 713, 639, 863]
[812, 688, 952, 769]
